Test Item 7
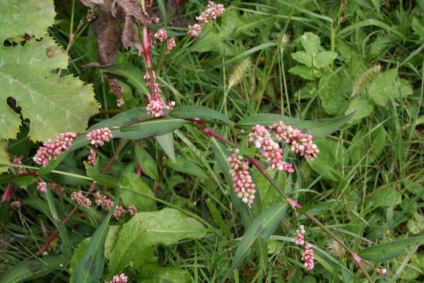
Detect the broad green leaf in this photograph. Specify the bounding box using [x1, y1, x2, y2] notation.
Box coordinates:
[358, 236, 424, 261]
[108, 208, 206, 273]
[0, 255, 68, 283]
[314, 51, 338, 68]
[135, 145, 159, 180]
[348, 126, 387, 164]
[307, 139, 349, 182]
[86, 165, 120, 189]
[319, 71, 350, 115]
[118, 118, 188, 139]
[73, 202, 116, 283]
[345, 97, 374, 124]
[170, 106, 233, 124]
[0, 141, 8, 173]
[368, 69, 413, 106]
[237, 113, 354, 139]
[155, 133, 176, 162]
[221, 203, 288, 283]
[166, 156, 209, 179]
[0, 0, 99, 142]
[365, 186, 401, 208]
[289, 65, 315, 80]
[120, 172, 157, 212]
[301, 32, 321, 56]
[137, 265, 192, 283]
[291, 51, 312, 67]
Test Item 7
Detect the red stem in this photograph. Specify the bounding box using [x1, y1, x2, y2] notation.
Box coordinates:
[143, 25, 156, 100]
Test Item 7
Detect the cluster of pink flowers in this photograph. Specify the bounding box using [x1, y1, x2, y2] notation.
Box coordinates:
[248, 122, 319, 173]
[93, 192, 114, 211]
[147, 98, 175, 117]
[87, 149, 97, 166]
[228, 149, 256, 204]
[294, 224, 315, 270]
[128, 205, 137, 216]
[71, 191, 92, 207]
[154, 28, 168, 42]
[166, 38, 176, 54]
[270, 122, 319, 160]
[106, 75, 125, 108]
[11, 155, 27, 174]
[37, 182, 47, 193]
[114, 205, 128, 220]
[33, 132, 77, 167]
[188, 1, 225, 37]
[87, 128, 113, 147]
[109, 273, 128, 283]
[248, 125, 294, 172]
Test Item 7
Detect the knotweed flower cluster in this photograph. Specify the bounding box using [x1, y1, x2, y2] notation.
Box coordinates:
[128, 205, 137, 216]
[228, 149, 256, 204]
[33, 132, 77, 167]
[154, 28, 168, 42]
[37, 182, 47, 193]
[109, 273, 128, 283]
[166, 38, 176, 54]
[93, 192, 114, 211]
[144, 71, 175, 117]
[114, 205, 128, 220]
[87, 128, 113, 147]
[294, 225, 315, 270]
[71, 191, 92, 207]
[106, 75, 125, 108]
[248, 125, 294, 172]
[87, 149, 97, 166]
[270, 122, 319, 160]
[188, 1, 225, 37]
[11, 155, 26, 174]
[248, 122, 319, 173]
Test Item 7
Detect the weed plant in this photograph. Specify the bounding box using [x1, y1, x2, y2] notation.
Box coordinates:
[0, 0, 423, 282]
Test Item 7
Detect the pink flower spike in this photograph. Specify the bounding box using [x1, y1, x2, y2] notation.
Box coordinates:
[87, 149, 97, 166]
[33, 132, 77, 167]
[37, 182, 47, 193]
[71, 191, 92, 207]
[166, 38, 176, 54]
[378, 267, 387, 275]
[87, 128, 113, 147]
[154, 28, 168, 42]
[110, 273, 128, 283]
[128, 205, 137, 216]
[228, 149, 256, 204]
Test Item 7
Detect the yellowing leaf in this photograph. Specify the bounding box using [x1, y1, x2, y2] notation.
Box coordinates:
[0, 0, 99, 141]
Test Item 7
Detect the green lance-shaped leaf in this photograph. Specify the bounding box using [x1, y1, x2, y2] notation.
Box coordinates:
[108, 208, 206, 274]
[73, 202, 116, 283]
[118, 118, 188, 139]
[0, 0, 99, 142]
[170, 106, 234, 125]
[86, 165, 120, 189]
[0, 255, 68, 283]
[237, 113, 354, 139]
[221, 203, 288, 283]
[358, 236, 424, 261]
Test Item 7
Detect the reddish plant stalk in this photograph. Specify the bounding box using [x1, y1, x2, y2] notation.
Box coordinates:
[142, 24, 156, 100]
